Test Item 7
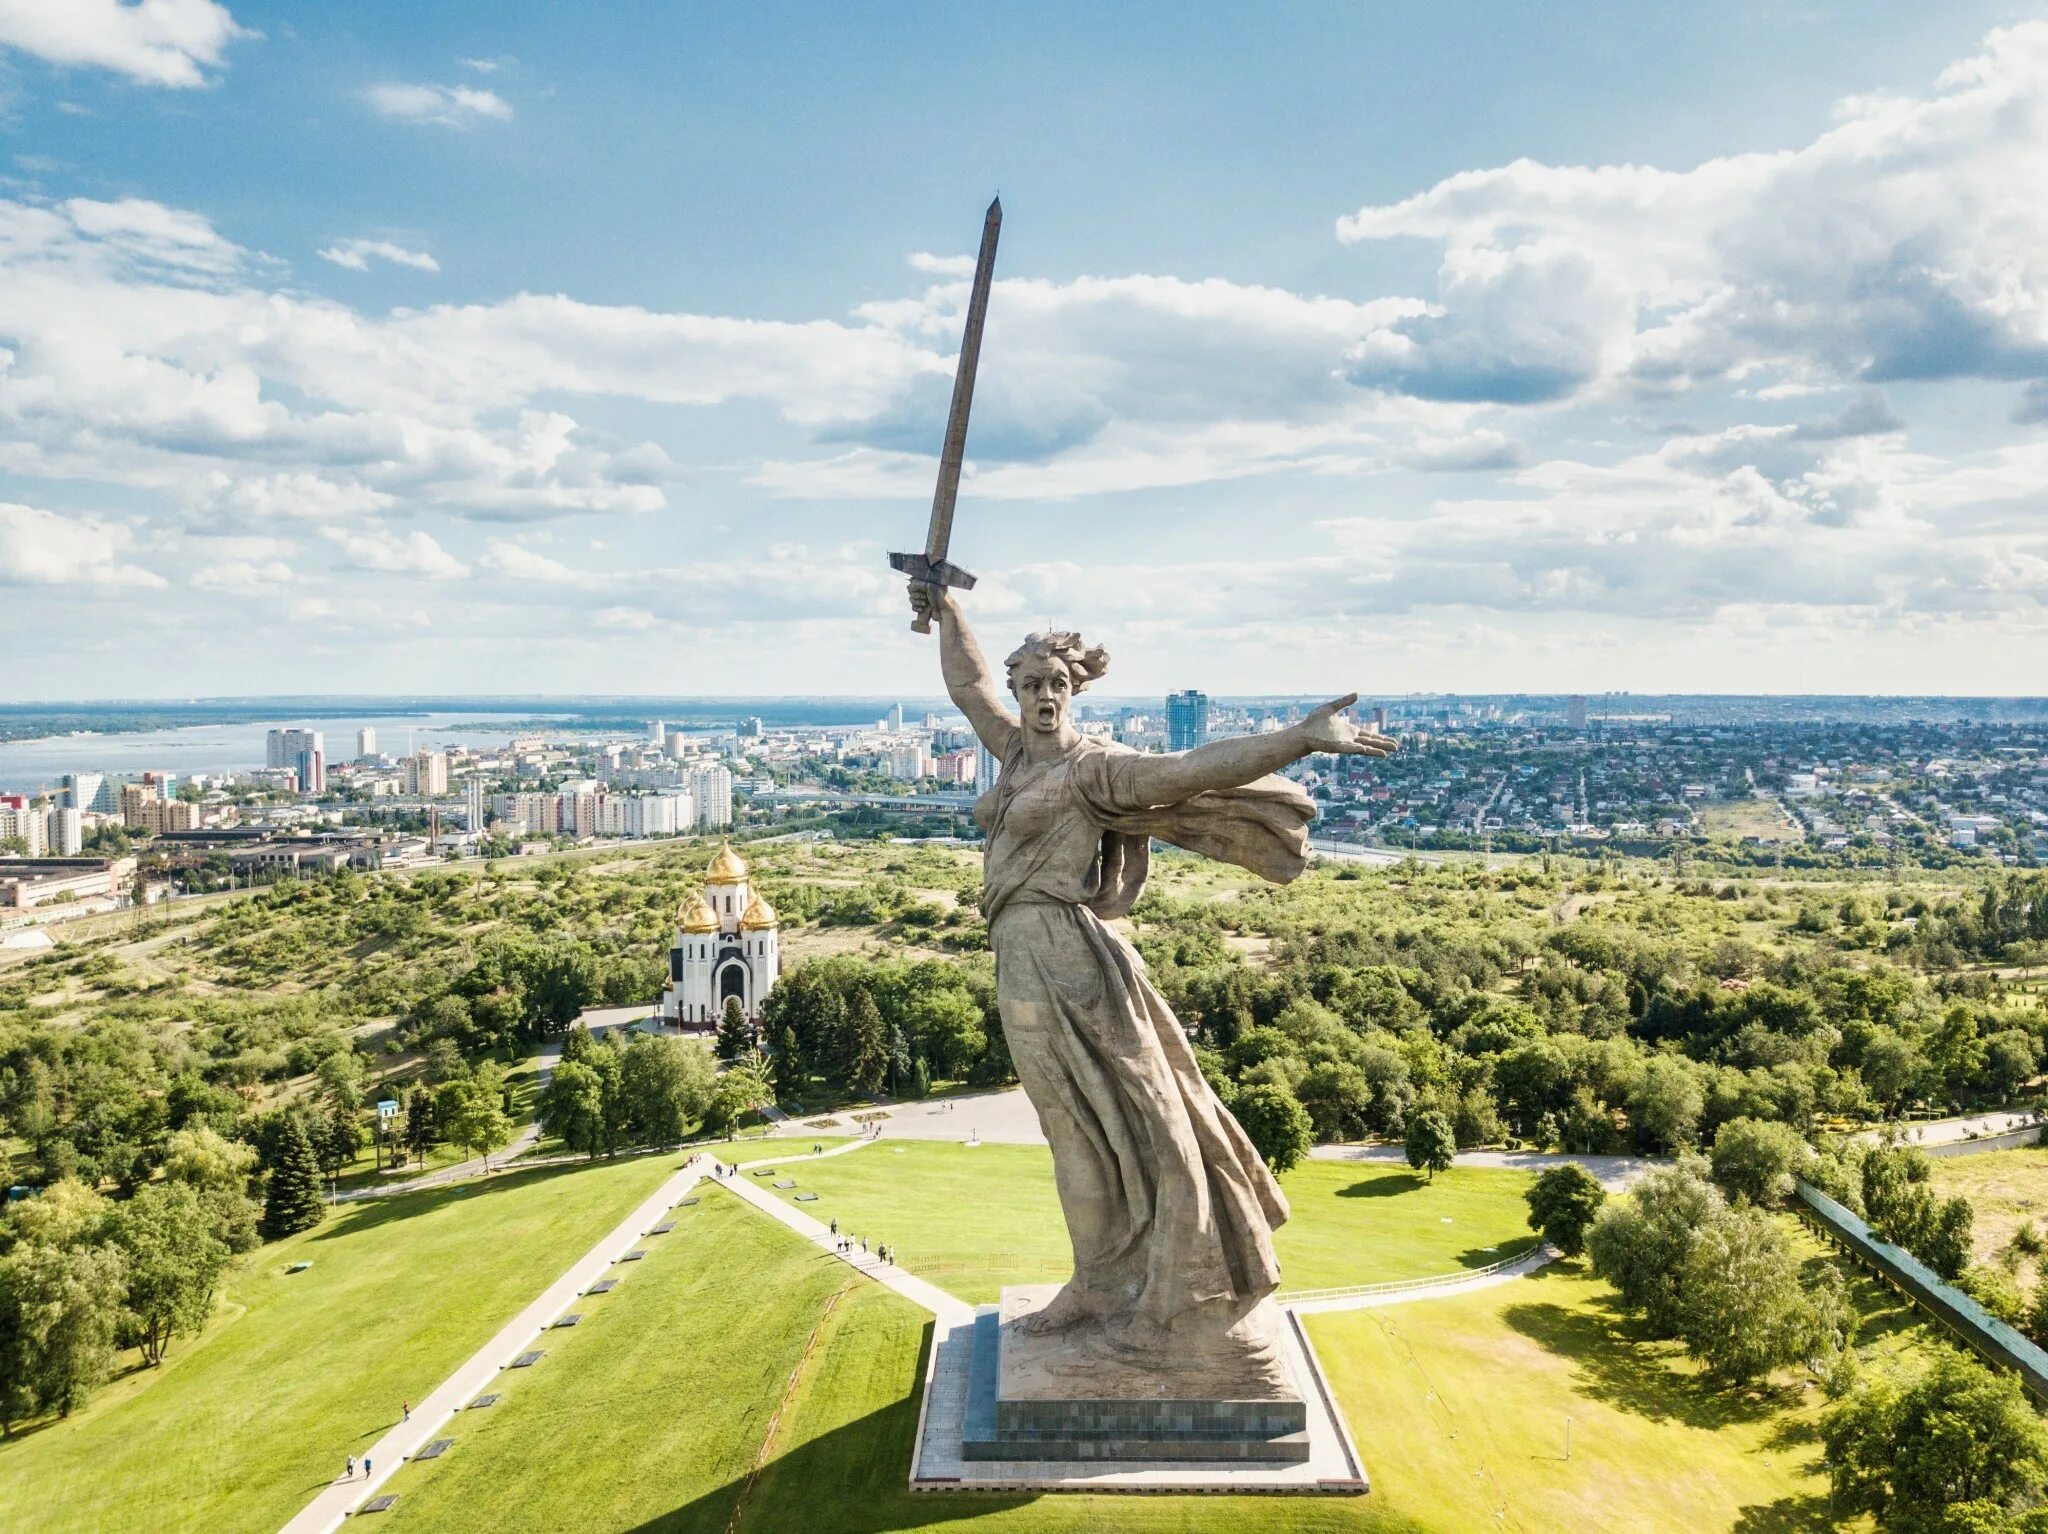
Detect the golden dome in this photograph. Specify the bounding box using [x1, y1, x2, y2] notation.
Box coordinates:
[740, 891, 778, 931]
[678, 891, 718, 932]
[705, 839, 749, 885]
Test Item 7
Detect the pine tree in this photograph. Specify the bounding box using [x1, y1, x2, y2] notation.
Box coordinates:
[716, 998, 752, 1062]
[770, 1026, 806, 1103]
[848, 991, 889, 1098]
[261, 1118, 325, 1240]
[403, 1089, 436, 1166]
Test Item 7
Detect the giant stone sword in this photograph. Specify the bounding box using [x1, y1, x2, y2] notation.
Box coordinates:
[891, 196, 1000, 633]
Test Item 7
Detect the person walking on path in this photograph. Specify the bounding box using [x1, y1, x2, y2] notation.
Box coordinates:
[346, 1455, 356, 1481]
[830, 1218, 838, 1236]
[402, 1401, 410, 1422]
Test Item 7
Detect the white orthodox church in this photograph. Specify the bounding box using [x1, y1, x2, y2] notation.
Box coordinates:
[656, 841, 781, 1028]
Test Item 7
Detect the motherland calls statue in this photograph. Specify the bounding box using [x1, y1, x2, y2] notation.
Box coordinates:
[910, 579, 1397, 1397]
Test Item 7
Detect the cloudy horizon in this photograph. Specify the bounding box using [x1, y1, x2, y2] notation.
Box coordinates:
[1, 2, 2045, 701]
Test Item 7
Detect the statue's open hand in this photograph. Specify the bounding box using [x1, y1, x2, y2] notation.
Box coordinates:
[1299, 693, 1397, 757]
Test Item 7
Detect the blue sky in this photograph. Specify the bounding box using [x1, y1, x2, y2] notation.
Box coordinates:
[1, 1, 2045, 698]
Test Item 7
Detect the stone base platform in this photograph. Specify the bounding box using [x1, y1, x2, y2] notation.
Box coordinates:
[911, 1289, 1367, 1494]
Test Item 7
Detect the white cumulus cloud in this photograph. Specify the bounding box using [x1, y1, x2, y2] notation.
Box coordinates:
[318, 238, 439, 274]
[365, 82, 513, 127]
[324, 527, 469, 579]
[1338, 21, 2048, 409]
[0, 502, 165, 587]
[0, 0, 249, 88]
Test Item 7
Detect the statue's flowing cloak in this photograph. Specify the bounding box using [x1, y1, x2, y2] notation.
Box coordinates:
[975, 737, 1314, 1327]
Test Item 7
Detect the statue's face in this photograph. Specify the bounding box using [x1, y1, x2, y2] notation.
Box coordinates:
[1011, 657, 1073, 734]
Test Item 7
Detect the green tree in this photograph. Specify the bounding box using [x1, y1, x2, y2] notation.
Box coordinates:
[260, 1117, 325, 1240]
[1676, 1205, 1848, 1385]
[1524, 1163, 1607, 1257]
[160, 1126, 261, 1253]
[1403, 1108, 1456, 1183]
[1709, 1117, 1809, 1207]
[437, 1068, 514, 1171]
[108, 1183, 230, 1366]
[716, 998, 753, 1063]
[1233, 1083, 1313, 1173]
[769, 1025, 807, 1104]
[0, 1239, 128, 1426]
[1823, 1349, 2048, 1527]
[1297, 1061, 1373, 1143]
[539, 1059, 606, 1158]
[621, 1034, 715, 1145]
[1586, 1156, 1725, 1335]
[403, 1088, 437, 1166]
[703, 1063, 773, 1137]
[319, 1107, 361, 1179]
[1627, 1055, 1705, 1151]
[846, 991, 889, 1098]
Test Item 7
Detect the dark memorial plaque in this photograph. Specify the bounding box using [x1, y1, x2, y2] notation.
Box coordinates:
[416, 1438, 454, 1461]
[511, 1350, 543, 1368]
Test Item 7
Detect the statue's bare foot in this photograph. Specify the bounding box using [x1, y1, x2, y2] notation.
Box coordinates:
[1013, 1282, 1105, 1336]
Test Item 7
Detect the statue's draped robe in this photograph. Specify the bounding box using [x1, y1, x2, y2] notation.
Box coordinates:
[976, 736, 1314, 1333]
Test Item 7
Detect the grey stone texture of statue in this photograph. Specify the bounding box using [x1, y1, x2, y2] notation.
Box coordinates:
[910, 580, 1397, 1399]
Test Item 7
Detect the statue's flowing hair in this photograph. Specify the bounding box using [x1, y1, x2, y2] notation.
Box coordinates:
[1004, 630, 1110, 695]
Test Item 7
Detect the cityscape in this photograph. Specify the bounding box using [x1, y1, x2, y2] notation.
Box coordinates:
[7, 692, 2045, 918]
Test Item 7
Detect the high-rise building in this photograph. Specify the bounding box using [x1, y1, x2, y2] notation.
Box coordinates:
[888, 743, 932, 781]
[0, 801, 46, 855]
[357, 727, 378, 761]
[688, 762, 733, 829]
[1370, 706, 1389, 732]
[650, 719, 666, 745]
[404, 750, 448, 796]
[737, 716, 764, 738]
[465, 773, 486, 831]
[1567, 695, 1588, 730]
[61, 773, 105, 813]
[975, 742, 1001, 795]
[45, 805, 82, 856]
[1166, 690, 1211, 752]
[267, 728, 325, 794]
[888, 702, 904, 734]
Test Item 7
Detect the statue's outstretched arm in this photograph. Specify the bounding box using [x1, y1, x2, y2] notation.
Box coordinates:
[909, 582, 1019, 758]
[1126, 693, 1395, 804]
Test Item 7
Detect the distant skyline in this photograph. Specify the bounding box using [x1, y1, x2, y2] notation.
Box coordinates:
[2, 2, 2047, 699]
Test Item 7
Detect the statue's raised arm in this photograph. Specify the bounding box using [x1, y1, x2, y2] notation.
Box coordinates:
[910, 582, 1017, 759]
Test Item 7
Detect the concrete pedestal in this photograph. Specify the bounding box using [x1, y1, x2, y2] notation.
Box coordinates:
[959, 1286, 1311, 1465]
[911, 1288, 1367, 1494]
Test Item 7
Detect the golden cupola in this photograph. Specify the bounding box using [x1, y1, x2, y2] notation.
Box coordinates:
[678, 890, 718, 932]
[740, 890, 778, 930]
[706, 839, 749, 885]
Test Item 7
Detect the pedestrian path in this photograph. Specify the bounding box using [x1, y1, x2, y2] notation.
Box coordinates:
[277, 1140, 868, 1534]
[718, 1157, 977, 1327]
[1309, 1143, 1656, 1191]
[1284, 1243, 1560, 1316]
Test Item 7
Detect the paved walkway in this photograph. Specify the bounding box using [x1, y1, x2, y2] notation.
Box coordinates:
[1855, 1108, 2043, 1148]
[280, 1152, 714, 1534]
[1285, 1243, 1561, 1316]
[717, 1157, 976, 1327]
[770, 1085, 1048, 1147]
[1309, 1143, 1658, 1191]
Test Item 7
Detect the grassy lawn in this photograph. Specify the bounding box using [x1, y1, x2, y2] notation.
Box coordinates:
[1929, 1142, 2048, 1273]
[377, 1187, 866, 1533]
[0, 1153, 686, 1534]
[757, 1142, 1536, 1305]
[1307, 1259, 1854, 1533]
